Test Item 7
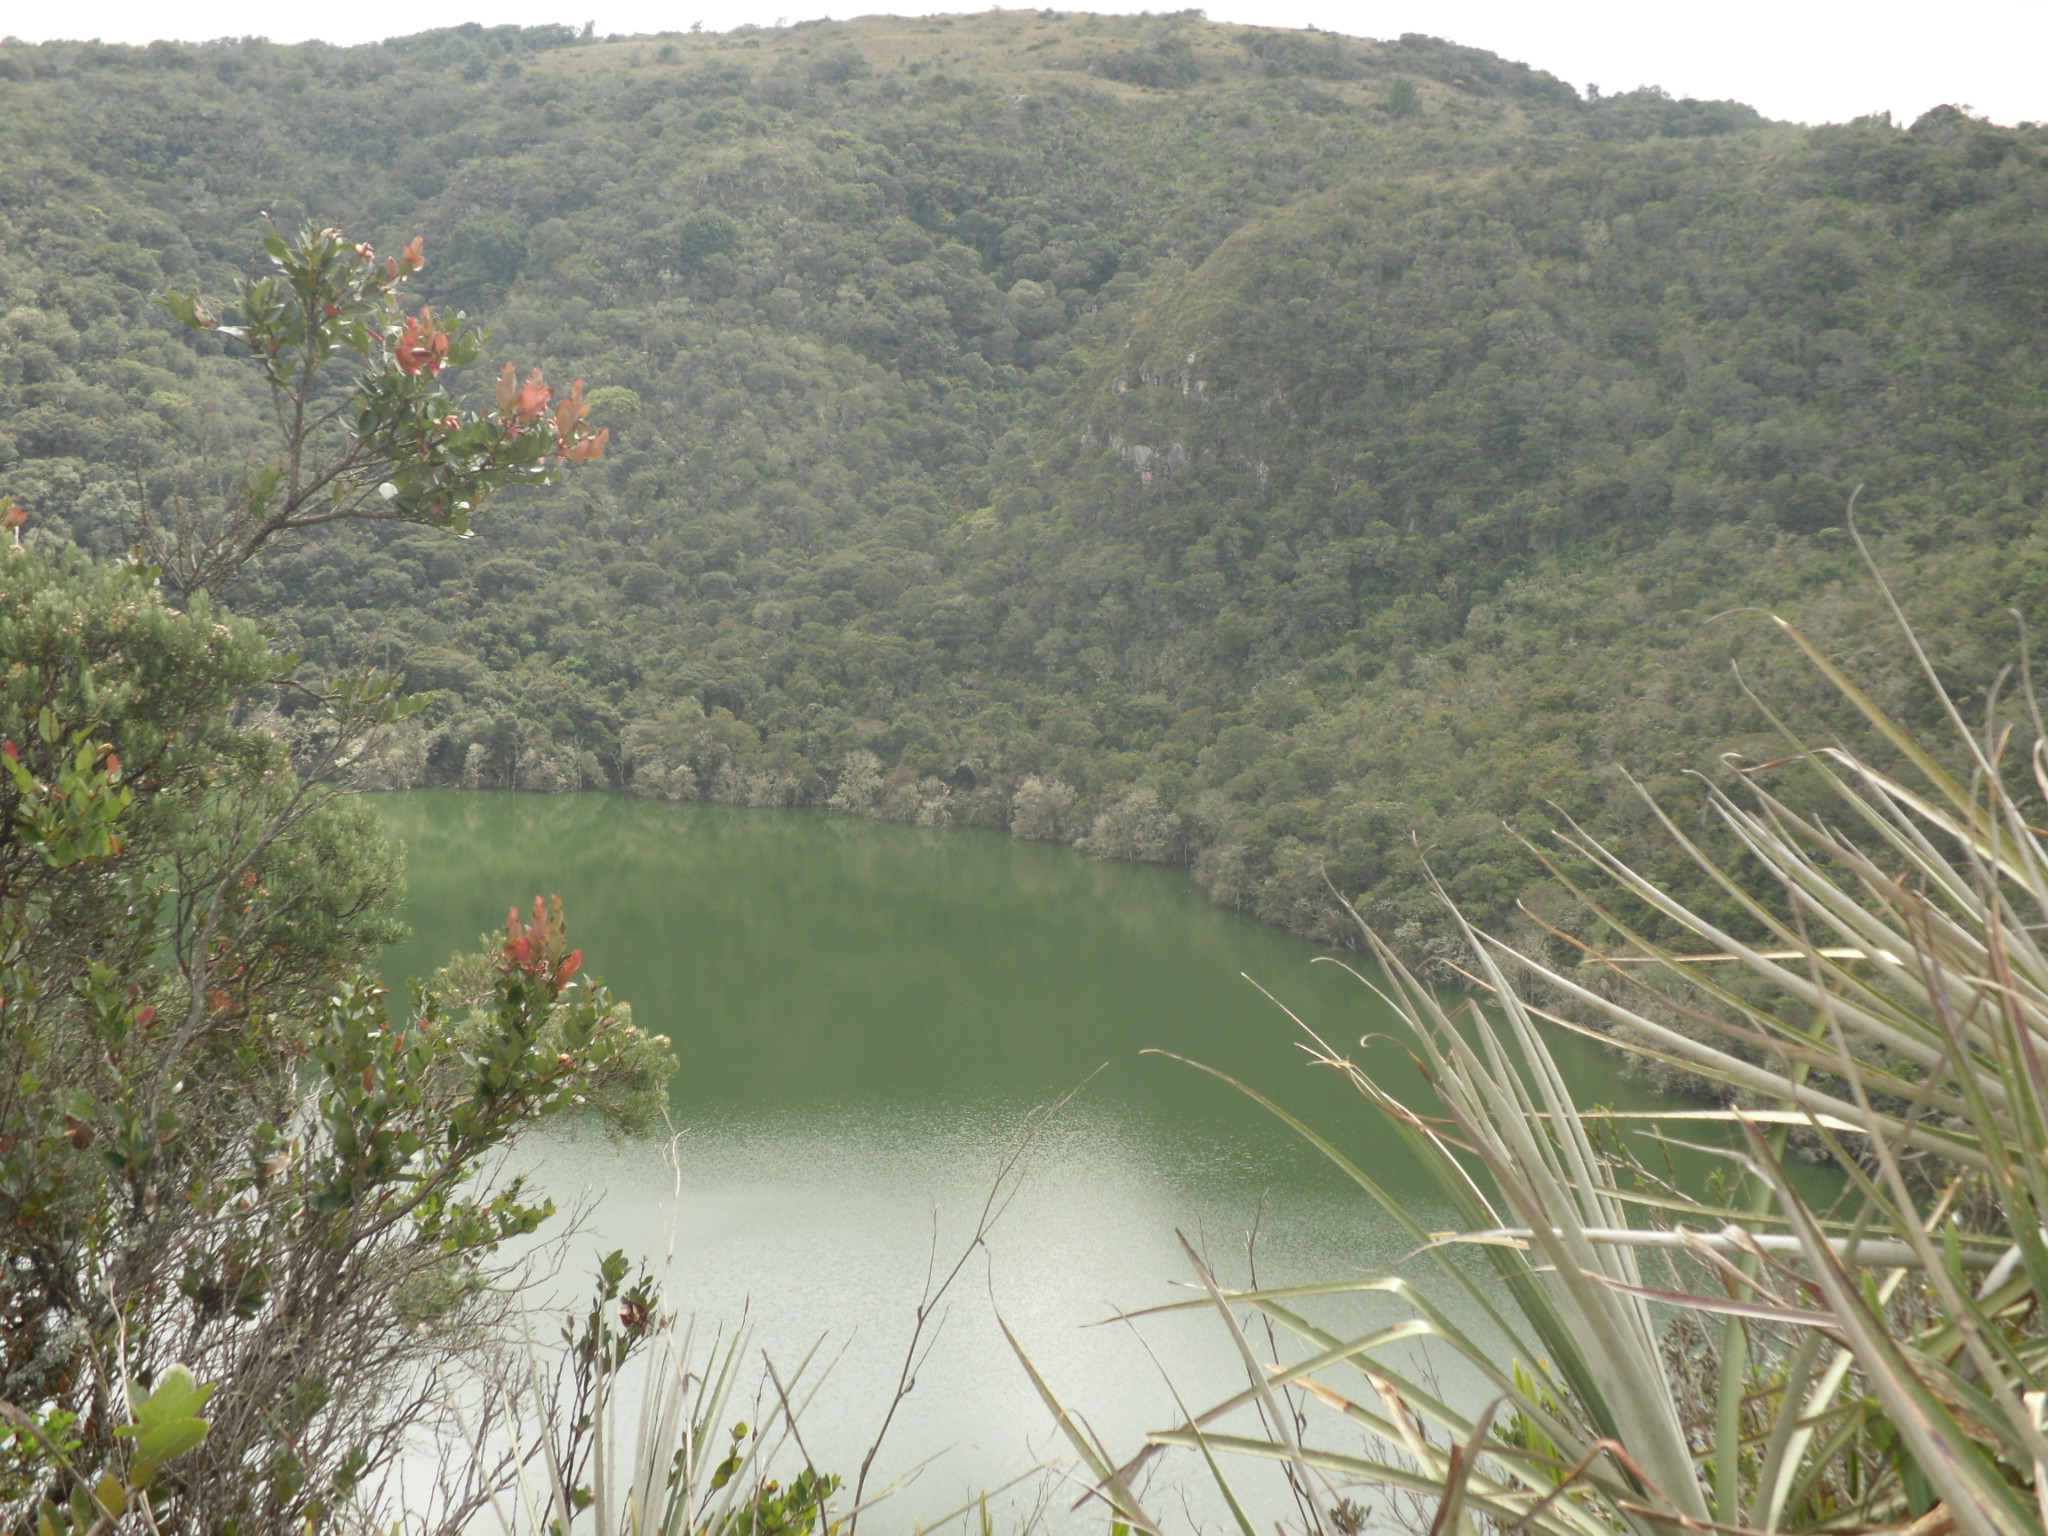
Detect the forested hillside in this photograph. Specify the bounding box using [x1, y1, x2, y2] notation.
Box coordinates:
[3, 11, 2045, 950]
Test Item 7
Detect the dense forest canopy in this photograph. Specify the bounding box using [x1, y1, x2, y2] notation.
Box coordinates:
[2, 10, 2045, 950]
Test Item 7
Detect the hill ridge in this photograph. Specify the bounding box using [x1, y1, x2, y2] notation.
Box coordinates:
[0, 13, 2041, 952]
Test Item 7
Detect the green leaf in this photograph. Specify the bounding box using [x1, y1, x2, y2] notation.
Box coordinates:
[158, 289, 207, 330]
[90, 1474, 126, 1519]
[135, 1418, 208, 1467]
[129, 1364, 216, 1429]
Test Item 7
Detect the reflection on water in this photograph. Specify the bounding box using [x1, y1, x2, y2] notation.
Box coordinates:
[373, 792, 1654, 1527]
[529, 1102, 1461, 1530]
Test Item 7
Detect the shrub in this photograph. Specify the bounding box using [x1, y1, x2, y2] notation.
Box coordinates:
[1037, 551, 2048, 1535]
[1009, 774, 1078, 841]
[0, 549, 670, 1535]
[1081, 785, 1176, 861]
[1093, 35, 1200, 89]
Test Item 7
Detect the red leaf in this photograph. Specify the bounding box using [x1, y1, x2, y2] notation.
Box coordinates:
[394, 308, 451, 376]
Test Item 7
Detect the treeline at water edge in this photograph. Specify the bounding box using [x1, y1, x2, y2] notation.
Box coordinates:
[4, 12, 2047, 956]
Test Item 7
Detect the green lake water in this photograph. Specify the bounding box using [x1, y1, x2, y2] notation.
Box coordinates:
[372, 791, 1663, 1530]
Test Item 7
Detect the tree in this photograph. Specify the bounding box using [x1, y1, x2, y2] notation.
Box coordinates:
[152, 221, 607, 601]
[0, 546, 672, 1535]
[0, 215, 652, 1534]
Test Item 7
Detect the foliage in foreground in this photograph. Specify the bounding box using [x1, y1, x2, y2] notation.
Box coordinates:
[498, 1244, 844, 1536]
[3, 1365, 214, 1536]
[1016, 556, 2048, 1534]
[0, 547, 672, 1535]
[152, 219, 606, 601]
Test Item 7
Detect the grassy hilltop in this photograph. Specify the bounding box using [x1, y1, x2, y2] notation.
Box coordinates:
[2, 11, 2046, 949]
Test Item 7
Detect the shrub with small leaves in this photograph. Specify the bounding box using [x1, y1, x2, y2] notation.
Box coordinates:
[0, 552, 669, 1536]
[153, 221, 607, 598]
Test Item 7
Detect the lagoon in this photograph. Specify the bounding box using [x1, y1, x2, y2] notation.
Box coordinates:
[373, 792, 1653, 1529]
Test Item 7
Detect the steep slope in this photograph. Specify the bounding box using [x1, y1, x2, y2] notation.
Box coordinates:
[0, 14, 2043, 949]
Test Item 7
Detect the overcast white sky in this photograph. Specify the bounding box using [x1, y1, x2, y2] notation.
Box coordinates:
[5, 0, 2044, 128]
